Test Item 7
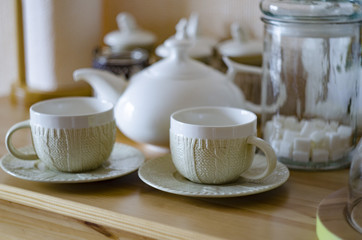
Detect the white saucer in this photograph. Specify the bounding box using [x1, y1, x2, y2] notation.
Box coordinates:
[0, 143, 145, 183]
[138, 154, 289, 198]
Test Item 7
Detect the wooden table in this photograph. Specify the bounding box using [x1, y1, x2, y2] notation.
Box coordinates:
[0, 96, 355, 239]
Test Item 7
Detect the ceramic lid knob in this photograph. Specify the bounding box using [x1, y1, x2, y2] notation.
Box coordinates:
[156, 14, 217, 59]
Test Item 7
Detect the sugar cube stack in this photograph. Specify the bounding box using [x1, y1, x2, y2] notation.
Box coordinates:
[264, 115, 353, 163]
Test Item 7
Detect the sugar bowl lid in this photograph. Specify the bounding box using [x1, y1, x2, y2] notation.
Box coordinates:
[217, 22, 262, 57]
[104, 12, 156, 50]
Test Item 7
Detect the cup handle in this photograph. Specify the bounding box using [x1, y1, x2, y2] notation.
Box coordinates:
[242, 135, 277, 181]
[5, 120, 38, 160]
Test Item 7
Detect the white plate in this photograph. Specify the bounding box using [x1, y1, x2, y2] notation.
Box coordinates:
[0, 143, 144, 183]
[138, 154, 289, 198]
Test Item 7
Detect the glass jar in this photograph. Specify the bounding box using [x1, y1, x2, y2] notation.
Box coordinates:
[346, 141, 362, 233]
[260, 0, 362, 170]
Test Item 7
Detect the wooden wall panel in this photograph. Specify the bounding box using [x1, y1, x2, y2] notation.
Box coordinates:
[0, 0, 19, 97]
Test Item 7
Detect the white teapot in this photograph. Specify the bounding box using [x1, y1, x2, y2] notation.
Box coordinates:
[74, 22, 285, 147]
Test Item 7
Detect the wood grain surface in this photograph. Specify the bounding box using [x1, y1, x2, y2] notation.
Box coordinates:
[0, 96, 353, 240]
[316, 188, 361, 240]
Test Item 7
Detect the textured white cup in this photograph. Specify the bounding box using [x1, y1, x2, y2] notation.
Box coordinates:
[5, 97, 116, 173]
[170, 106, 277, 184]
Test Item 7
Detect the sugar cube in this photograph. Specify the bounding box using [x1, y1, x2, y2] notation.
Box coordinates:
[328, 121, 339, 131]
[300, 122, 317, 137]
[272, 115, 285, 124]
[310, 131, 329, 150]
[293, 137, 311, 153]
[284, 116, 299, 130]
[326, 132, 342, 151]
[311, 149, 329, 163]
[338, 125, 352, 136]
[279, 141, 293, 158]
[292, 150, 310, 162]
[311, 119, 326, 129]
[282, 130, 300, 142]
[337, 125, 353, 147]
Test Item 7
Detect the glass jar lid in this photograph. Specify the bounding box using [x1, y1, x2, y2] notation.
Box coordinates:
[260, 0, 362, 23]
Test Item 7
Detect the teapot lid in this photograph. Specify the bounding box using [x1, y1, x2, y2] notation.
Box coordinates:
[136, 19, 224, 81]
[104, 12, 156, 50]
[155, 37, 216, 59]
[217, 22, 262, 57]
[155, 14, 217, 59]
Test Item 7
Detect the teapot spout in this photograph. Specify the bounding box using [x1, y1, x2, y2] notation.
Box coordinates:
[73, 68, 127, 105]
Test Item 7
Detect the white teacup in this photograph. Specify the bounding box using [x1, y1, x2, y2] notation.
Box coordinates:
[170, 106, 277, 184]
[5, 97, 116, 173]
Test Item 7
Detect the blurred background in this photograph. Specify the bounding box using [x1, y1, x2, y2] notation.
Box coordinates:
[0, 0, 263, 97]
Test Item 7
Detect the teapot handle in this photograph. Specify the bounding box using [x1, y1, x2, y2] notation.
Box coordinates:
[224, 56, 262, 76]
[223, 56, 287, 114]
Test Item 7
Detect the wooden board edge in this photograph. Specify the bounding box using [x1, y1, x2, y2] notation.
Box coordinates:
[0, 183, 219, 240]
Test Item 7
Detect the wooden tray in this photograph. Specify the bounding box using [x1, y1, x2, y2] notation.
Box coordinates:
[316, 188, 361, 240]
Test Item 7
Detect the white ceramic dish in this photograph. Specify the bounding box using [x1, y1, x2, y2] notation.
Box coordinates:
[138, 153, 289, 198]
[0, 143, 144, 183]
